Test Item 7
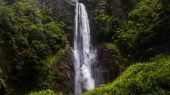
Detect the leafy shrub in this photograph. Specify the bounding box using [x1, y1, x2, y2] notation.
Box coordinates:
[0, 0, 68, 93]
[84, 56, 170, 95]
[28, 89, 63, 95]
[114, 0, 170, 61]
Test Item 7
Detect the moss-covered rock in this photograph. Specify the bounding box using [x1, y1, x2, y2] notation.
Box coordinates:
[48, 47, 74, 95]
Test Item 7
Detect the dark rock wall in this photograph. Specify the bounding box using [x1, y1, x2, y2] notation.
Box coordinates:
[97, 44, 121, 84]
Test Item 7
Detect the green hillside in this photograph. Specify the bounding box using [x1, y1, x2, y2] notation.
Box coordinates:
[84, 56, 170, 95]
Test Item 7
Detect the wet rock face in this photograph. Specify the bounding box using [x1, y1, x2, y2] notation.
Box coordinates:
[97, 44, 121, 84]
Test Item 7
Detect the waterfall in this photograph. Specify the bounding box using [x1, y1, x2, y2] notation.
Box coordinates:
[73, 2, 96, 95]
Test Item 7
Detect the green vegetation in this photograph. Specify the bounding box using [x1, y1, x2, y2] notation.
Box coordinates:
[85, 0, 170, 94]
[84, 56, 170, 95]
[0, 0, 169, 94]
[94, 15, 119, 42]
[94, 0, 170, 65]
[28, 89, 63, 95]
[0, 68, 7, 95]
[115, 0, 166, 61]
[0, 0, 68, 94]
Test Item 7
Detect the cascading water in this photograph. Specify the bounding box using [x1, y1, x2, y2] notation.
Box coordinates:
[72, 2, 97, 95]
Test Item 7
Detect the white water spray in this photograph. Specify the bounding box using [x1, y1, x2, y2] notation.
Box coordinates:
[73, 2, 96, 95]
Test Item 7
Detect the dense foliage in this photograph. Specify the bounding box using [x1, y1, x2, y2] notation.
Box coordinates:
[84, 0, 170, 94]
[0, 0, 169, 94]
[93, 0, 170, 64]
[28, 89, 62, 95]
[0, 0, 68, 94]
[115, 0, 170, 61]
[94, 14, 119, 42]
[84, 56, 170, 95]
